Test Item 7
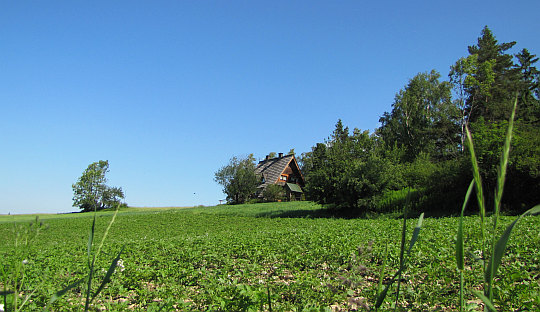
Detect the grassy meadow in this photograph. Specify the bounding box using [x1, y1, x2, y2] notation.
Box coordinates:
[1, 202, 539, 311]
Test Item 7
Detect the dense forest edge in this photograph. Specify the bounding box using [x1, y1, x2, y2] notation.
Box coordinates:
[296, 26, 539, 217]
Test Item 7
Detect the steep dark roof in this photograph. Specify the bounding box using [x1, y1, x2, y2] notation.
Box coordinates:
[255, 154, 295, 190]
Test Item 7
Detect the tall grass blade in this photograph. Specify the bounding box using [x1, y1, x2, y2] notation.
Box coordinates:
[19, 284, 41, 311]
[95, 205, 120, 260]
[87, 214, 96, 267]
[465, 126, 485, 218]
[1, 264, 9, 309]
[493, 97, 516, 215]
[457, 180, 475, 271]
[376, 242, 388, 300]
[85, 256, 95, 311]
[484, 205, 540, 284]
[375, 270, 398, 310]
[486, 97, 517, 301]
[48, 276, 86, 305]
[85, 211, 97, 312]
[374, 212, 424, 311]
[394, 197, 409, 308]
[48, 207, 121, 310]
[465, 126, 486, 252]
[267, 284, 272, 312]
[465, 124, 490, 304]
[407, 213, 424, 254]
[90, 246, 125, 304]
[473, 290, 498, 312]
[457, 180, 475, 312]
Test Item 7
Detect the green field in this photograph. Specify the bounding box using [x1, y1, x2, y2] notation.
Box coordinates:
[1, 202, 539, 311]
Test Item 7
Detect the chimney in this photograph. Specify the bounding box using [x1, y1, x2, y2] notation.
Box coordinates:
[278, 152, 283, 158]
[265, 155, 270, 161]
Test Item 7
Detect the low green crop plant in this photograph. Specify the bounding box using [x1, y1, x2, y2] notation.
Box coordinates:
[1, 195, 538, 310]
[456, 97, 540, 311]
[0, 217, 47, 312]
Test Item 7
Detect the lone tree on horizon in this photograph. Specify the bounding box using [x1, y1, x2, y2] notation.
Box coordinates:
[72, 160, 125, 212]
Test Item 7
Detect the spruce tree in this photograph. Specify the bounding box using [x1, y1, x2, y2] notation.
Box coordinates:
[465, 26, 519, 122]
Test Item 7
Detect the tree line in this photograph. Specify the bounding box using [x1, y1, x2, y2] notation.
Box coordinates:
[299, 26, 539, 216]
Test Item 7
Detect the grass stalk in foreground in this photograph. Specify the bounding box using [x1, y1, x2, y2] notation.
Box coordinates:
[456, 180, 475, 312]
[394, 204, 408, 309]
[460, 97, 540, 311]
[485, 97, 515, 302]
[374, 203, 424, 311]
[465, 125, 486, 270]
[47, 205, 123, 311]
[375, 242, 388, 305]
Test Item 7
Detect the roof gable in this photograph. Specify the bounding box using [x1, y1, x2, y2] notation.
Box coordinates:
[255, 154, 304, 189]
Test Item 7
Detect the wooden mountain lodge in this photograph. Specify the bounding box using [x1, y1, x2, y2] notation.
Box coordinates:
[255, 153, 305, 201]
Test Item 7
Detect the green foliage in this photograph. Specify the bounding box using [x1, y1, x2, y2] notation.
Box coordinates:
[469, 117, 540, 210]
[378, 70, 459, 162]
[72, 160, 125, 212]
[302, 121, 401, 213]
[401, 153, 439, 187]
[465, 26, 519, 123]
[214, 154, 259, 204]
[470, 118, 507, 180]
[504, 120, 540, 209]
[301, 26, 539, 216]
[303, 119, 467, 215]
[449, 27, 540, 213]
[262, 184, 285, 202]
[515, 48, 540, 123]
[371, 187, 418, 214]
[512, 121, 540, 178]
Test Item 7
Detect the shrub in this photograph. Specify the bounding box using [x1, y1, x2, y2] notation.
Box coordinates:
[262, 184, 285, 202]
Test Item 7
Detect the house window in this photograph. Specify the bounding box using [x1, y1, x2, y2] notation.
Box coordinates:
[280, 175, 287, 181]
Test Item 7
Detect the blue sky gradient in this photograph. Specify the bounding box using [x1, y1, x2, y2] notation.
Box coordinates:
[2, 1, 539, 214]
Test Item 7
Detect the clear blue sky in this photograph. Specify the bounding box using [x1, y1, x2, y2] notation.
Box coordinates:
[2, 1, 539, 214]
